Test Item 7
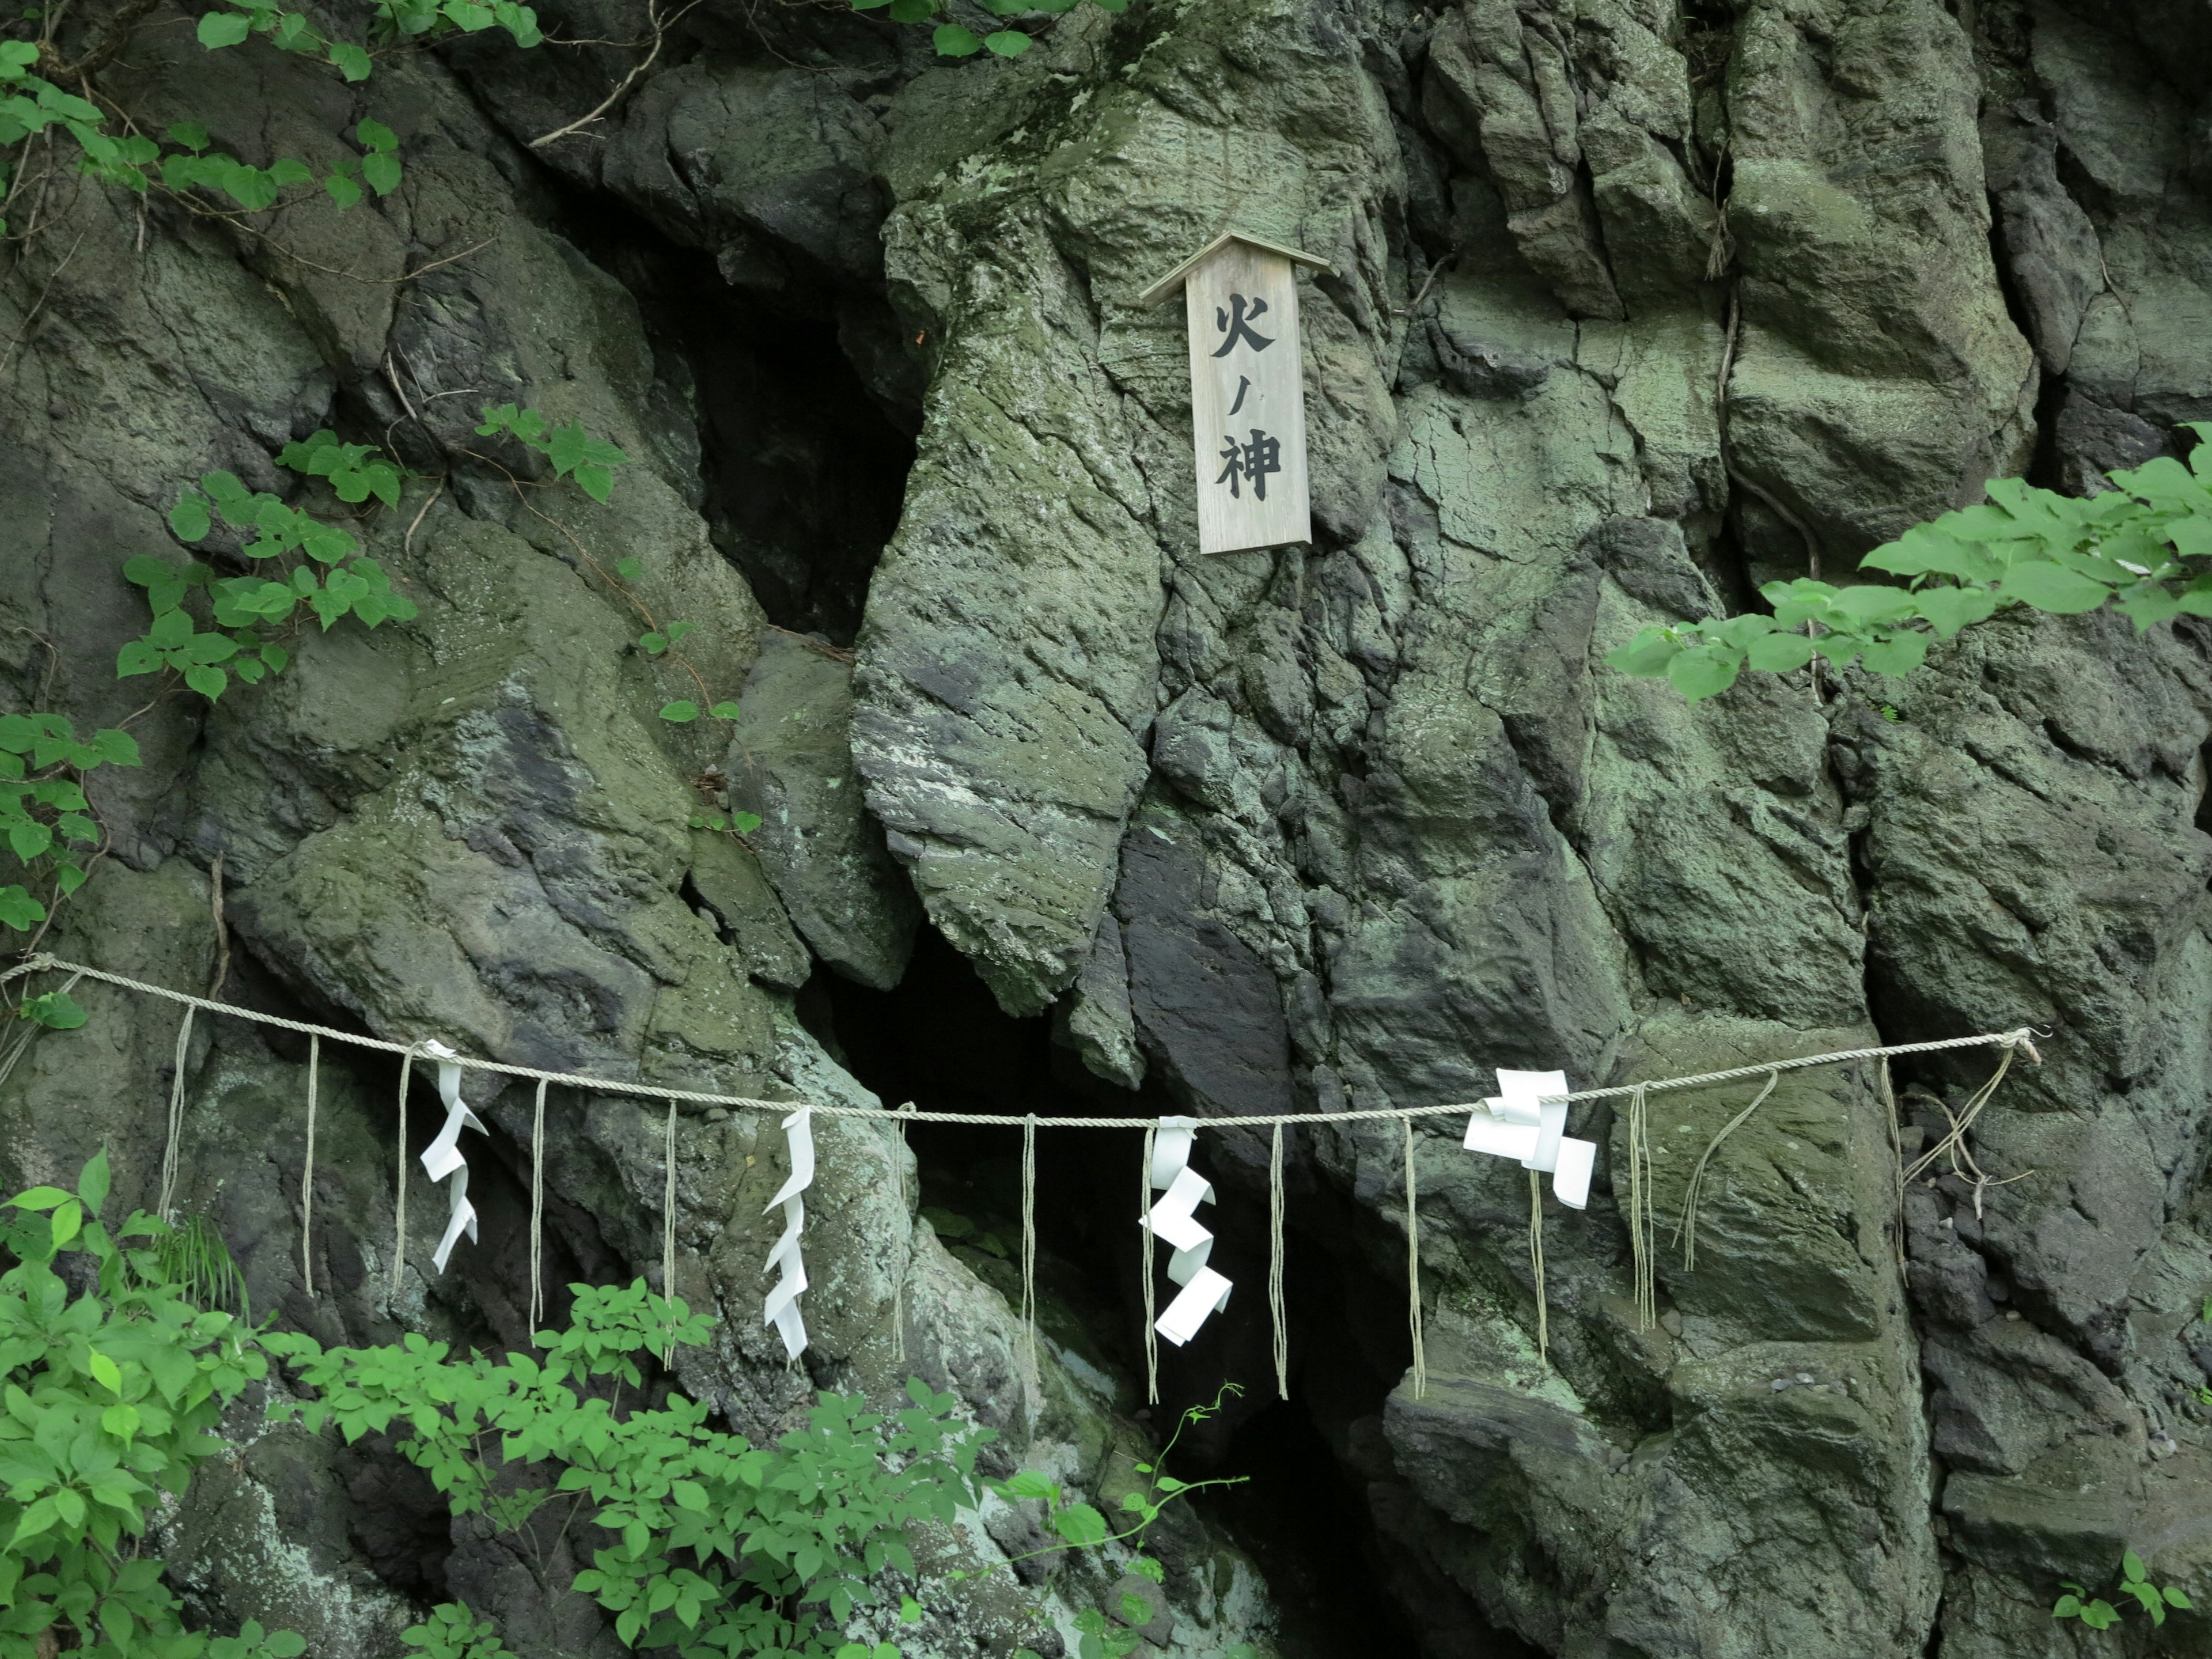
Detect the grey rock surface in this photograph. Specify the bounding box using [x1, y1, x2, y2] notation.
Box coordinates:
[4, 0, 2212, 1655]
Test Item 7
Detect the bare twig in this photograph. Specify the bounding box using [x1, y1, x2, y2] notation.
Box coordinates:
[529, 0, 700, 149]
[403, 478, 446, 559]
[0, 223, 90, 381]
[48, 0, 163, 79]
[1393, 247, 1460, 320]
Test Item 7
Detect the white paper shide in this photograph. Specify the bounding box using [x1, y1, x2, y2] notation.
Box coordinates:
[762, 1107, 815, 1360]
[418, 1040, 488, 1273]
[1463, 1068, 1594, 1207]
[1143, 1115, 1233, 1345]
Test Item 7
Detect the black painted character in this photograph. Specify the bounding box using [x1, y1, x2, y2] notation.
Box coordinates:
[1211, 293, 1274, 357]
[1217, 429, 1283, 501]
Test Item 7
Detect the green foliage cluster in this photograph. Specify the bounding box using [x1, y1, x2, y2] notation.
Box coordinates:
[0, 1153, 291, 1658]
[402, 1601, 513, 1658]
[2054, 1548, 2193, 1632]
[1609, 433, 2212, 700]
[194, 0, 543, 78]
[264, 1282, 984, 1658]
[956, 1386, 1253, 1659]
[0, 714, 138, 940]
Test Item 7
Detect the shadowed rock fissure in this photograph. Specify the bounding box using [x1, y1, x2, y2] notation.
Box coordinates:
[815, 931, 1533, 1658]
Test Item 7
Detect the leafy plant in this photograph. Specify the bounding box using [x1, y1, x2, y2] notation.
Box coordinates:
[0, 711, 140, 942]
[961, 1385, 1254, 1659]
[1609, 430, 2212, 700]
[2055, 1547, 2193, 1631]
[208, 1620, 308, 1658]
[402, 1601, 512, 1658]
[0, 1153, 293, 1657]
[474, 404, 632, 505]
[266, 1281, 990, 1658]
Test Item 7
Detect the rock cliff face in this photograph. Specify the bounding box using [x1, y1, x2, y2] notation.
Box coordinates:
[3, 0, 2212, 1654]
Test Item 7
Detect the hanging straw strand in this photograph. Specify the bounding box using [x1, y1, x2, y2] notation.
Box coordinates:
[1268, 1121, 1288, 1400]
[156, 1006, 196, 1222]
[301, 1033, 320, 1297]
[1404, 1118, 1426, 1400]
[1529, 1169, 1547, 1363]
[1140, 1123, 1158, 1406]
[1675, 1069, 1779, 1271]
[889, 1103, 913, 1366]
[528, 1078, 548, 1335]
[1021, 1114, 1039, 1384]
[389, 1047, 415, 1299]
[661, 1098, 679, 1359]
[1624, 1082, 1657, 1330]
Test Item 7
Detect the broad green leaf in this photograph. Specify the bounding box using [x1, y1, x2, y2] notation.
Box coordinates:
[732, 812, 762, 834]
[658, 701, 699, 724]
[1051, 1501, 1109, 1547]
[2124, 1551, 2147, 1585]
[0, 887, 45, 931]
[356, 117, 399, 151]
[77, 1149, 109, 1214]
[2001, 560, 2112, 613]
[168, 493, 213, 542]
[707, 701, 741, 719]
[933, 22, 982, 53]
[2168, 1586, 2194, 1608]
[1665, 645, 1739, 702]
[983, 29, 1031, 52]
[1859, 632, 1929, 677]
[330, 40, 372, 78]
[1605, 627, 1681, 677]
[197, 10, 252, 47]
[1743, 632, 1816, 673]
[362, 149, 401, 196]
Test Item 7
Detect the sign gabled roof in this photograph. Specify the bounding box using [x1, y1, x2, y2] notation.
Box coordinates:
[1136, 230, 1334, 307]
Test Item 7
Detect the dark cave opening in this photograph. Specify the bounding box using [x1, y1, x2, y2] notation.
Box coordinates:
[808, 930, 1509, 1658]
[561, 197, 916, 648]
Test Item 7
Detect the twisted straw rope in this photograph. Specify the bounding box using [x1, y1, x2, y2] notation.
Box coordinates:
[0, 955, 2040, 1128]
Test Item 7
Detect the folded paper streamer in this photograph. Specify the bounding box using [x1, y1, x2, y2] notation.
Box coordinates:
[763, 1107, 815, 1360]
[419, 1040, 489, 1272]
[1145, 1116, 1233, 1345]
[1464, 1068, 1594, 1208]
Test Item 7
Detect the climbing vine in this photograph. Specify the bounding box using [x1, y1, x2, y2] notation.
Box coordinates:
[1609, 430, 2212, 700]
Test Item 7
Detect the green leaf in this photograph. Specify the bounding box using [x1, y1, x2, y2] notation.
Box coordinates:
[77, 1149, 109, 1214]
[1665, 645, 1740, 701]
[2124, 1551, 2148, 1585]
[168, 120, 211, 152]
[168, 492, 213, 542]
[708, 701, 741, 719]
[1859, 632, 1929, 677]
[183, 662, 228, 700]
[324, 171, 363, 209]
[0, 887, 44, 931]
[356, 117, 400, 151]
[196, 10, 252, 47]
[732, 812, 762, 834]
[983, 29, 1031, 52]
[639, 632, 668, 655]
[1051, 1501, 1109, 1547]
[2001, 560, 2112, 613]
[658, 701, 699, 724]
[1743, 631, 1816, 673]
[1605, 626, 1681, 678]
[615, 558, 643, 581]
[933, 22, 982, 52]
[329, 40, 372, 79]
[361, 149, 402, 196]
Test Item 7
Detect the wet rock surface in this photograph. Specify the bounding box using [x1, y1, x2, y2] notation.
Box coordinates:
[3, 0, 2212, 1654]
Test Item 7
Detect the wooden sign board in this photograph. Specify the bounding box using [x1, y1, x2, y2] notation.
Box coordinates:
[1140, 232, 1330, 556]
